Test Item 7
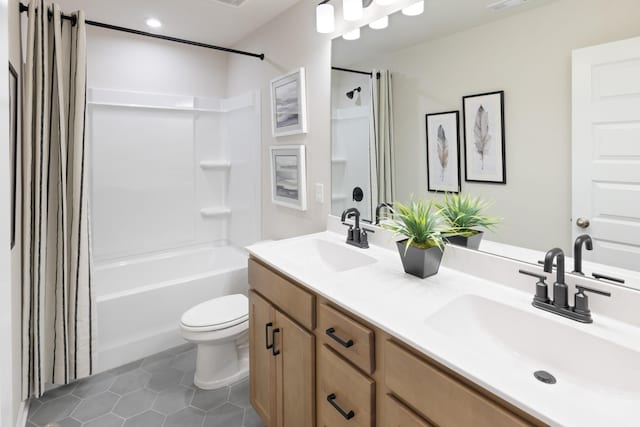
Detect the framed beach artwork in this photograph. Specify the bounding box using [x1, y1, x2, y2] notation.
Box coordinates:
[270, 145, 307, 211]
[462, 91, 506, 184]
[9, 62, 18, 249]
[270, 68, 308, 137]
[425, 111, 461, 193]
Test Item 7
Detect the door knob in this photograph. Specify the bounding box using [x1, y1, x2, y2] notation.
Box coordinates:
[576, 217, 590, 229]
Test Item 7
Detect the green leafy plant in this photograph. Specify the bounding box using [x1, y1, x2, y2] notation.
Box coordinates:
[382, 199, 446, 253]
[436, 193, 501, 237]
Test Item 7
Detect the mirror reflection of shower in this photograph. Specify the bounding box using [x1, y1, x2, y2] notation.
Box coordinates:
[346, 86, 362, 105]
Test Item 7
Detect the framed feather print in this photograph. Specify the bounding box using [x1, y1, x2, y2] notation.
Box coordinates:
[426, 111, 461, 193]
[462, 91, 506, 184]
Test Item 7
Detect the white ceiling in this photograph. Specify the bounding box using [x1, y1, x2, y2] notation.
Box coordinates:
[54, 0, 302, 47]
[333, 0, 556, 67]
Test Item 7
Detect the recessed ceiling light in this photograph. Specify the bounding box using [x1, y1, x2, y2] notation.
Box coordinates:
[145, 18, 162, 28]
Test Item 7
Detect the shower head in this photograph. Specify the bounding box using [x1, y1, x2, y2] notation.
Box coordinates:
[346, 86, 362, 99]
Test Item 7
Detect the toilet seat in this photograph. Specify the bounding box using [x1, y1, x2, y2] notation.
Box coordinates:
[180, 294, 248, 332]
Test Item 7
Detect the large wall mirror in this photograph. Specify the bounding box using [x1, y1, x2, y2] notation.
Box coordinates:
[331, 0, 640, 288]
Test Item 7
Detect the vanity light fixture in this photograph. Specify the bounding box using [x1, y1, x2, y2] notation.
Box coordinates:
[145, 18, 162, 28]
[402, 0, 424, 16]
[369, 15, 388, 29]
[343, 27, 361, 40]
[316, 1, 335, 33]
[343, 0, 364, 21]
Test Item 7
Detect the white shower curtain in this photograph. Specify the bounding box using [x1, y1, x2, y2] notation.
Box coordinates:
[369, 70, 395, 211]
[22, 0, 94, 398]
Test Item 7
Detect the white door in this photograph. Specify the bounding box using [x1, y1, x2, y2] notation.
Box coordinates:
[572, 37, 640, 270]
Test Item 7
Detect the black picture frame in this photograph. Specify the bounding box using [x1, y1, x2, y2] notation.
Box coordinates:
[9, 62, 18, 249]
[425, 111, 461, 193]
[462, 90, 506, 184]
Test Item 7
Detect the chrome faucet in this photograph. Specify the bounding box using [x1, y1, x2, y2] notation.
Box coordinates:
[573, 234, 593, 275]
[341, 208, 373, 249]
[520, 247, 611, 323]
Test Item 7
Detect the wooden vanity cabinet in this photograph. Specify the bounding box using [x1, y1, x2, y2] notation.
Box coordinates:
[248, 257, 545, 427]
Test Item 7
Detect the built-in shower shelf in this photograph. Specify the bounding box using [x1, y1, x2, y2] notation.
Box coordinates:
[200, 161, 231, 170]
[200, 207, 231, 218]
[331, 158, 347, 164]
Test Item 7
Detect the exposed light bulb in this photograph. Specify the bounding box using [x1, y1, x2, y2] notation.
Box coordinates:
[145, 18, 162, 28]
[343, 0, 363, 21]
[369, 15, 388, 30]
[402, 0, 424, 16]
[374, 0, 397, 5]
[316, 3, 335, 33]
[342, 28, 361, 41]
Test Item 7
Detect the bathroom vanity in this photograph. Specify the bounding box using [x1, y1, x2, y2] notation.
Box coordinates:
[246, 231, 640, 427]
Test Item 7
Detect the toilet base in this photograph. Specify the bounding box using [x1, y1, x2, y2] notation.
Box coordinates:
[192, 333, 249, 390]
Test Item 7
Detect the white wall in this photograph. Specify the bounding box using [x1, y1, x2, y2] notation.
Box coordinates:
[355, 0, 640, 252]
[227, 0, 332, 240]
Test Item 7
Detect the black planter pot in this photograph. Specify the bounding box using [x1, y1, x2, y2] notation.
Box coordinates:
[396, 240, 444, 279]
[447, 230, 484, 250]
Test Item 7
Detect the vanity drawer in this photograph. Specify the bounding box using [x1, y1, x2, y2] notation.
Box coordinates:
[318, 345, 374, 427]
[318, 303, 375, 374]
[382, 394, 433, 427]
[384, 340, 531, 427]
[248, 258, 315, 330]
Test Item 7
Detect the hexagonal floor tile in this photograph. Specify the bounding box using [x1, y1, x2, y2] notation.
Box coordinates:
[190, 387, 229, 412]
[152, 385, 194, 415]
[56, 417, 82, 427]
[122, 410, 165, 427]
[146, 368, 183, 392]
[203, 402, 243, 427]
[140, 352, 174, 374]
[38, 383, 77, 403]
[113, 389, 157, 418]
[169, 350, 196, 373]
[109, 370, 151, 395]
[228, 380, 250, 408]
[71, 391, 119, 422]
[83, 413, 125, 427]
[30, 394, 81, 426]
[72, 373, 116, 398]
[243, 406, 265, 427]
[164, 407, 205, 427]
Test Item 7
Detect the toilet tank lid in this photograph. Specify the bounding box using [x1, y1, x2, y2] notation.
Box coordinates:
[181, 294, 248, 328]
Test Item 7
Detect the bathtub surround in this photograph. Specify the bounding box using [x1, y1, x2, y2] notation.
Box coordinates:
[21, 1, 95, 398]
[27, 344, 264, 427]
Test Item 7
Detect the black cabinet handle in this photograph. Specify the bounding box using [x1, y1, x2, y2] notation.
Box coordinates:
[327, 393, 354, 420]
[325, 328, 354, 348]
[265, 322, 273, 350]
[271, 328, 281, 356]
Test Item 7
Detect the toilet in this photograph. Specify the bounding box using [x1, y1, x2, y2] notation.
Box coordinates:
[180, 293, 249, 390]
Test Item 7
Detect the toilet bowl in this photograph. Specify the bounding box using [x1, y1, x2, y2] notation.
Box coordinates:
[180, 294, 249, 390]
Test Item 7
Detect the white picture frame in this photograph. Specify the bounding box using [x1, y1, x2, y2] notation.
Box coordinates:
[270, 145, 307, 211]
[270, 68, 308, 137]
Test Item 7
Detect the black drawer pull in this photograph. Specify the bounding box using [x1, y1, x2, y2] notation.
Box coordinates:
[326, 328, 354, 348]
[271, 328, 281, 356]
[327, 393, 355, 420]
[265, 322, 273, 350]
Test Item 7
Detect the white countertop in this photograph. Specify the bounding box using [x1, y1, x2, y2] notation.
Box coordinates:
[247, 231, 640, 427]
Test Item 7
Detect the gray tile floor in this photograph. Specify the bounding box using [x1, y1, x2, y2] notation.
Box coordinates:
[27, 344, 264, 427]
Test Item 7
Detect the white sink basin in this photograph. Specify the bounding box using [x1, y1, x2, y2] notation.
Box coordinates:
[425, 295, 640, 398]
[281, 238, 377, 273]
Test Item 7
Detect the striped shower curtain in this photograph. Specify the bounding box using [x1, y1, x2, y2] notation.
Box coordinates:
[22, 0, 95, 398]
[369, 70, 395, 212]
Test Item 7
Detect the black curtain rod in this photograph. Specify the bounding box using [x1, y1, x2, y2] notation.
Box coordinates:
[19, 3, 265, 61]
[332, 66, 372, 77]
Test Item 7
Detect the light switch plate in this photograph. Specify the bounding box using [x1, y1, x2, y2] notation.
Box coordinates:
[315, 183, 324, 204]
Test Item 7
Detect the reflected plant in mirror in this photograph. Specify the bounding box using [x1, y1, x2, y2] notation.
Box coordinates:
[436, 193, 501, 250]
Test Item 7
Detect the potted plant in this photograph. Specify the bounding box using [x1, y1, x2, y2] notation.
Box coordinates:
[436, 193, 501, 250]
[382, 199, 446, 279]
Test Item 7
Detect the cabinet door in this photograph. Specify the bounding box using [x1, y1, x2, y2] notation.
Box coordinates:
[275, 310, 315, 427]
[249, 291, 276, 426]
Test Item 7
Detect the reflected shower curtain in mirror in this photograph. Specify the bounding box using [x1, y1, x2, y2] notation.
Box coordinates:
[369, 70, 395, 212]
[22, 1, 94, 398]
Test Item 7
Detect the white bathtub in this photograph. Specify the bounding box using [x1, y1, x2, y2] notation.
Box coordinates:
[94, 245, 249, 372]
